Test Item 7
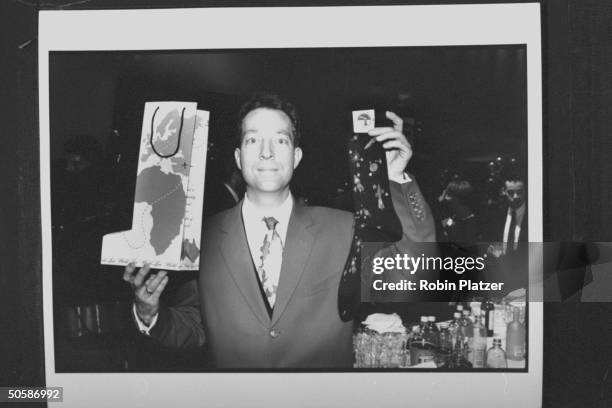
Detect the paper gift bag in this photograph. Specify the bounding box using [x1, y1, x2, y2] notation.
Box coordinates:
[338, 109, 403, 320]
[101, 101, 209, 271]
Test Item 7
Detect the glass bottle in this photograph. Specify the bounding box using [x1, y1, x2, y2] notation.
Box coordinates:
[404, 325, 420, 366]
[481, 297, 496, 337]
[448, 311, 462, 348]
[419, 315, 429, 341]
[506, 307, 526, 361]
[469, 300, 482, 318]
[460, 309, 474, 338]
[469, 315, 487, 368]
[486, 338, 507, 368]
[426, 316, 440, 346]
[409, 325, 436, 366]
[438, 322, 452, 352]
[443, 337, 473, 369]
[459, 339, 473, 369]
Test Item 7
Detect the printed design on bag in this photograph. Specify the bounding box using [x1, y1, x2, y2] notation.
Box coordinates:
[101, 102, 209, 270]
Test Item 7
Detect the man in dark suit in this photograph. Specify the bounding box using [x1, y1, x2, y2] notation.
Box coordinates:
[123, 93, 431, 368]
[483, 172, 528, 253]
[480, 172, 529, 296]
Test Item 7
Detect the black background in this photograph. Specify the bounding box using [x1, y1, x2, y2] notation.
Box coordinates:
[47, 45, 527, 223]
[1, 1, 612, 407]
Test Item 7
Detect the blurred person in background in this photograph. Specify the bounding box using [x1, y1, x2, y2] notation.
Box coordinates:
[437, 175, 478, 244]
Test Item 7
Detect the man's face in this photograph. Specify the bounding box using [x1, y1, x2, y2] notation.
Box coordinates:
[234, 108, 302, 196]
[503, 180, 526, 209]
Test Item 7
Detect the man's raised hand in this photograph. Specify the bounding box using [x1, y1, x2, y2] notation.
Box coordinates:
[368, 111, 413, 180]
[123, 262, 168, 325]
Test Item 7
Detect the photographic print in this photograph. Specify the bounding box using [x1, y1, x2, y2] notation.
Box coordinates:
[39, 4, 542, 407]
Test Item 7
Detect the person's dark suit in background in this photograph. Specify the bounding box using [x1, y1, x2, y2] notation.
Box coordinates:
[479, 172, 528, 297]
[203, 163, 245, 218]
[482, 172, 528, 252]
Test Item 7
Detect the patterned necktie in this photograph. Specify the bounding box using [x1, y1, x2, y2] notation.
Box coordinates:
[257, 216, 283, 307]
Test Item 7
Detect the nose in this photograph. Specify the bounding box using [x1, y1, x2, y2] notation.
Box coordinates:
[259, 138, 274, 160]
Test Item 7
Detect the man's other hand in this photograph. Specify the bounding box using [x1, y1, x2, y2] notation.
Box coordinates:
[123, 262, 168, 325]
[368, 111, 412, 179]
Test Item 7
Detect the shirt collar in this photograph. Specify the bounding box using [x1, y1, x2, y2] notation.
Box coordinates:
[241, 193, 294, 240]
[508, 202, 526, 223]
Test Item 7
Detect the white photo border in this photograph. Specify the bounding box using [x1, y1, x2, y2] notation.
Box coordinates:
[39, 4, 543, 407]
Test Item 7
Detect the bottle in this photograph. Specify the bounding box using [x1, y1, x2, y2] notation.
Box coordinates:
[469, 315, 487, 368]
[427, 316, 440, 346]
[460, 310, 474, 338]
[438, 322, 452, 353]
[409, 325, 435, 366]
[405, 326, 419, 367]
[461, 309, 474, 363]
[486, 338, 507, 368]
[506, 307, 526, 360]
[443, 336, 473, 369]
[448, 312, 462, 348]
[481, 297, 496, 337]
[469, 300, 482, 318]
[437, 322, 452, 366]
[419, 315, 429, 342]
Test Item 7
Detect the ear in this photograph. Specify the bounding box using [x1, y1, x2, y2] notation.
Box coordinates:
[293, 147, 303, 169]
[234, 148, 242, 170]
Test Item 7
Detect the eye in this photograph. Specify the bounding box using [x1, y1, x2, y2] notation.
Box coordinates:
[276, 135, 291, 145]
[244, 136, 256, 145]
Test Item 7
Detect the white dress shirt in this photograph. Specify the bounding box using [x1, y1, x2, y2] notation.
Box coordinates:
[241, 193, 293, 269]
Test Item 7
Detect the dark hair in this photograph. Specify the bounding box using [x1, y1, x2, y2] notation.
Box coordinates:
[502, 171, 526, 184]
[446, 179, 473, 199]
[236, 93, 301, 147]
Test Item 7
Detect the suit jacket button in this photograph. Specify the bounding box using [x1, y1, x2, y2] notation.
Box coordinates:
[269, 329, 280, 338]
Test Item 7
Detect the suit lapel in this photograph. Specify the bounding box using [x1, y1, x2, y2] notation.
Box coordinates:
[520, 210, 528, 241]
[219, 201, 270, 327]
[271, 203, 315, 326]
[498, 207, 509, 242]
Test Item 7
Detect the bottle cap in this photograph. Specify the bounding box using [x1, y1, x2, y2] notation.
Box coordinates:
[457, 305, 464, 311]
[420, 316, 428, 323]
[428, 316, 436, 322]
[453, 312, 461, 319]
